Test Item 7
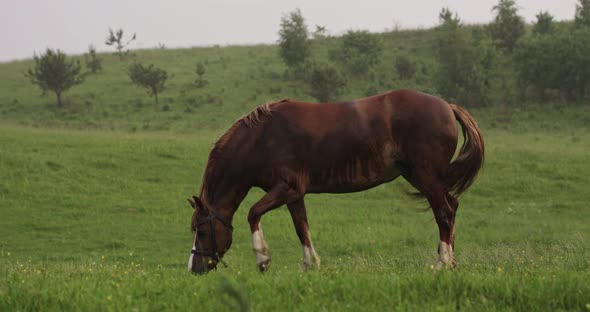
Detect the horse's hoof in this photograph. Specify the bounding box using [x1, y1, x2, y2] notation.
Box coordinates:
[432, 261, 444, 271]
[257, 259, 271, 272]
[432, 259, 457, 271]
[301, 261, 321, 272]
[450, 257, 457, 268]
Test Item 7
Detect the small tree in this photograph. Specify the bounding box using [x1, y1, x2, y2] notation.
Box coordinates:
[331, 30, 383, 76]
[25, 49, 85, 108]
[85, 45, 102, 74]
[278, 9, 310, 69]
[194, 62, 208, 87]
[533, 11, 555, 35]
[312, 25, 328, 40]
[105, 28, 136, 60]
[307, 62, 347, 102]
[438, 8, 461, 29]
[575, 0, 590, 27]
[489, 0, 525, 53]
[128, 63, 167, 104]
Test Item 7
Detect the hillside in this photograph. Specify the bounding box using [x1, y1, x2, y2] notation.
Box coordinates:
[0, 28, 454, 132]
[1, 23, 589, 134]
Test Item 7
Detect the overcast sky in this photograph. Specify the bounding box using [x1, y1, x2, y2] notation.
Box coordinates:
[0, 0, 578, 62]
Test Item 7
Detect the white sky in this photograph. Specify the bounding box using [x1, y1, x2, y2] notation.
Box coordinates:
[0, 0, 578, 62]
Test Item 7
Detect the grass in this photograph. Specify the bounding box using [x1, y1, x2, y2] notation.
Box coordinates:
[1, 122, 589, 311]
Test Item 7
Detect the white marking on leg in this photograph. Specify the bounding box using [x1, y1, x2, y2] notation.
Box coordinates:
[438, 241, 453, 265]
[302, 245, 313, 267]
[252, 228, 270, 268]
[301, 230, 320, 270]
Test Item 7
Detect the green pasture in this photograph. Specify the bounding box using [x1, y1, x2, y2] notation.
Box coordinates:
[1, 121, 589, 310]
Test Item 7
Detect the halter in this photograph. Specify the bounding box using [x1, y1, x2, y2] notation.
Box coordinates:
[191, 208, 233, 268]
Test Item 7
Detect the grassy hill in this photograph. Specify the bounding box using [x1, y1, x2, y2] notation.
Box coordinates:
[1, 25, 588, 133]
[0, 29, 445, 132]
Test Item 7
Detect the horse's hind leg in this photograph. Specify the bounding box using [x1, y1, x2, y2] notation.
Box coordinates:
[402, 166, 457, 269]
[428, 191, 457, 269]
[287, 198, 320, 271]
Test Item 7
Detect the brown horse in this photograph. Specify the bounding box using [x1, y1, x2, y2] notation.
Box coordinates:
[187, 89, 484, 274]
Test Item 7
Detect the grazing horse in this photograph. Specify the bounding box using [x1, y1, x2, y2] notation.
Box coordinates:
[187, 89, 484, 274]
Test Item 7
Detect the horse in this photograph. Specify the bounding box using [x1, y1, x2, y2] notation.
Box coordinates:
[187, 89, 484, 274]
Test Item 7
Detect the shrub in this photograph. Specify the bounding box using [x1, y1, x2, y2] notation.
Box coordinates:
[307, 62, 347, 102]
[85, 45, 102, 74]
[331, 30, 383, 76]
[395, 55, 417, 80]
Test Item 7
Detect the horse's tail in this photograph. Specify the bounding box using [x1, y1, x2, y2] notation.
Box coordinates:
[446, 104, 485, 198]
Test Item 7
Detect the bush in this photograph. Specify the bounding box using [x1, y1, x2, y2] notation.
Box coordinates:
[515, 27, 590, 101]
[395, 55, 417, 80]
[331, 30, 383, 76]
[307, 62, 347, 102]
[85, 45, 102, 74]
[194, 62, 208, 88]
[533, 11, 555, 35]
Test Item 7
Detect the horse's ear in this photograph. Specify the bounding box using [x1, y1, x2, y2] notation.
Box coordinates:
[188, 196, 204, 211]
[187, 198, 196, 209]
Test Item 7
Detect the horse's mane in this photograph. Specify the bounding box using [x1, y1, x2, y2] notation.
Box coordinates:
[199, 99, 288, 207]
[240, 102, 273, 128]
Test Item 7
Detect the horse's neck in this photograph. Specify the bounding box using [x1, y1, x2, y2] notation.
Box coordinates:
[201, 160, 250, 222]
[203, 124, 254, 220]
[204, 186, 248, 223]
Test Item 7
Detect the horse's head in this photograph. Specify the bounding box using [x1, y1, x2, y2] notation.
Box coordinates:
[187, 196, 233, 274]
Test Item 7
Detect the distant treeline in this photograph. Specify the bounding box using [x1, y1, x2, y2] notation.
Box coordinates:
[276, 0, 590, 106]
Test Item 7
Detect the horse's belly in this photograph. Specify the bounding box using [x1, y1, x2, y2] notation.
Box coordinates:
[307, 161, 401, 194]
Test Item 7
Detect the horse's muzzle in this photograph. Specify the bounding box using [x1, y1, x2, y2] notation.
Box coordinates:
[189, 253, 218, 274]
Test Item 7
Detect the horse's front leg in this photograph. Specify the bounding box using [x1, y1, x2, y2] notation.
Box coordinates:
[247, 183, 295, 272]
[287, 198, 320, 271]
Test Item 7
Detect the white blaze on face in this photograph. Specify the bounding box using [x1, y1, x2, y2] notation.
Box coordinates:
[188, 236, 196, 272]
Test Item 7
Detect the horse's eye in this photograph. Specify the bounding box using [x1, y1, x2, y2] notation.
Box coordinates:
[197, 230, 206, 238]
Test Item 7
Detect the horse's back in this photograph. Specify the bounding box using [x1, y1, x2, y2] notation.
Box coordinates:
[270, 90, 456, 139]
[257, 90, 457, 193]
